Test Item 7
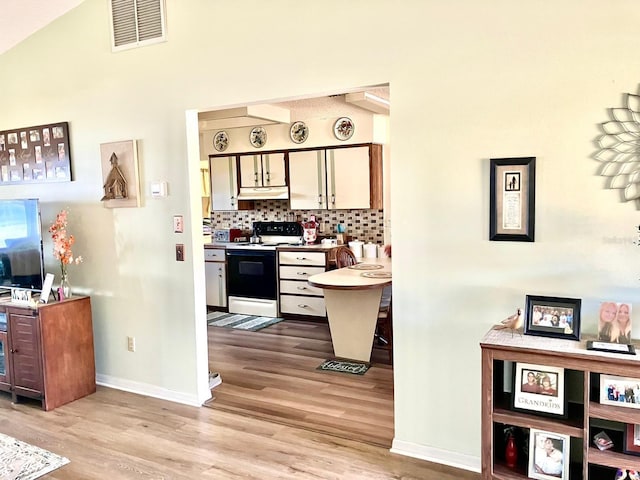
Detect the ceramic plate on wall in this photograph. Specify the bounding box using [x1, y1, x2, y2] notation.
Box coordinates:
[213, 131, 229, 152]
[289, 121, 309, 144]
[334, 117, 354, 141]
[250, 127, 267, 148]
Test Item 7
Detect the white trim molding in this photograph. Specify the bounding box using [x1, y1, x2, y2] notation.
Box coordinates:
[391, 438, 481, 473]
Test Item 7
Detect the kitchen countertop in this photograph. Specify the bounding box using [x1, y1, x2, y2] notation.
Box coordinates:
[308, 257, 391, 290]
[204, 242, 337, 251]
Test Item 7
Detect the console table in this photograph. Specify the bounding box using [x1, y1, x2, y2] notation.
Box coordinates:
[0, 295, 96, 410]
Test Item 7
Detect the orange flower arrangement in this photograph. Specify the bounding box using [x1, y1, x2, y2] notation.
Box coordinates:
[49, 209, 83, 278]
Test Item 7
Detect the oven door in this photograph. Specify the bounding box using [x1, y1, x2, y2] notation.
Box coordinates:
[226, 249, 276, 300]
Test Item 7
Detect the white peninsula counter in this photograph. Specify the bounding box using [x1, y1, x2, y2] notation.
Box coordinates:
[308, 257, 391, 362]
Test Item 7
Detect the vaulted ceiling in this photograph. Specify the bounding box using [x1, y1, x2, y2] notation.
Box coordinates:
[0, 0, 84, 55]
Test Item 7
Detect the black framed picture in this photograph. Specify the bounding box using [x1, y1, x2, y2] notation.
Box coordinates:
[512, 362, 567, 418]
[489, 157, 535, 242]
[524, 295, 581, 341]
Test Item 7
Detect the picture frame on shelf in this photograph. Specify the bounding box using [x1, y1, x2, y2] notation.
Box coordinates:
[528, 428, 570, 480]
[623, 424, 640, 456]
[599, 374, 640, 409]
[512, 362, 567, 418]
[523, 295, 581, 341]
[489, 156, 535, 242]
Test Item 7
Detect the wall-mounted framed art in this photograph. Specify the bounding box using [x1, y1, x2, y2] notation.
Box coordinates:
[0, 122, 72, 184]
[99, 140, 140, 208]
[489, 156, 535, 242]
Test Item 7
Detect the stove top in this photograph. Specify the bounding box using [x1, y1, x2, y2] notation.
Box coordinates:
[224, 221, 304, 250]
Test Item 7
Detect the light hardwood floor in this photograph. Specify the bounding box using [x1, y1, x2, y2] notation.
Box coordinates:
[206, 319, 394, 447]
[0, 320, 480, 479]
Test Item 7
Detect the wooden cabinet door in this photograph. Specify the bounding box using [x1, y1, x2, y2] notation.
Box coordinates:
[210, 155, 239, 211]
[327, 146, 371, 209]
[0, 331, 10, 392]
[289, 150, 327, 210]
[262, 153, 286, 186]
[8, 309, 43, 398]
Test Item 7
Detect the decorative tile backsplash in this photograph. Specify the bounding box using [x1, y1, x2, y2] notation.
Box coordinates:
[211, 200, 385, 243]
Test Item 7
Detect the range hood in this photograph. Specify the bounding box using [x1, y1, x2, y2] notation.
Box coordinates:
[237, 186, 289, 200]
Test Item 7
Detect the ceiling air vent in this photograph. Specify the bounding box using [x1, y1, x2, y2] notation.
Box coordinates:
[110, 0, 166, 52]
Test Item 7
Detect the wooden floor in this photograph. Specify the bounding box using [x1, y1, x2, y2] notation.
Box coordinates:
[206, 319, 395, 447]
[0, 387, 479, 479]
[0, 319, 480, 479]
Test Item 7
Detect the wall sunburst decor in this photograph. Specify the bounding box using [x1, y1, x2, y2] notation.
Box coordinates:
[594, 89, 640, 207]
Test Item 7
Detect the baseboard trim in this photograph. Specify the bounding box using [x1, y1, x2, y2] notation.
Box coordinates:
[96, 374, 209, 407]
[390, 438, 481, 473]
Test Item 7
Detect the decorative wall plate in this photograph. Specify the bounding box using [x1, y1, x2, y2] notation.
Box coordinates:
[594, 89, 640, 206]
[334, 117, 354, 141]
[289, 121, 309, 144]
[213, 131, 229, 152]
[249, 127, 267, 148]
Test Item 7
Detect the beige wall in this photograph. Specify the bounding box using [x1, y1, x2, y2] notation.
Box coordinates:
[1, 0, 639, 470]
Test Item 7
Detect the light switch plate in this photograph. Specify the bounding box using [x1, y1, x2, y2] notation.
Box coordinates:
[173, 215, 184, 233]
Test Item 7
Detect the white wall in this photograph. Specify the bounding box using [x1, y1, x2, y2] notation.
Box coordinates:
[1, 0, 639, 470]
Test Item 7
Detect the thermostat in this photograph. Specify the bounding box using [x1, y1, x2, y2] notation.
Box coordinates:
[151, 181, 168, 197]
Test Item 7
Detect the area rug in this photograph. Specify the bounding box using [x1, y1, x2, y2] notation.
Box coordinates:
[0, 432, 69, 480]
[207, 312, 284, 331]
[316, 359, 370, 375]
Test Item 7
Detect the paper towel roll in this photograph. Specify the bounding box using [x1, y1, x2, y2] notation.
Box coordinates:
[364, 243, 377, 259]
[348, 241, 364, 258]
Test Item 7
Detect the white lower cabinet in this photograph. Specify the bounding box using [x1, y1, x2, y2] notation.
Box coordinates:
[278, 249, 330, 318]
[205, 247, 227, 307]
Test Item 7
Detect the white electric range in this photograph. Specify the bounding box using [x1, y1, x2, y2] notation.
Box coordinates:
[226, 221, 303, 317]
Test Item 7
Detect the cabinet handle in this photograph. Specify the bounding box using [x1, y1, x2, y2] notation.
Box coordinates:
[296, 286, 307, 290]
[318, 194, 323, 207]
[296, 257, 307, 261]
[230, 196, 236, 206]
[296, 272, 308, 276]
[297, 304, 308, 308]
[254, 172, 258, 185]
[265, 171, 270, 183]
[331, 194, 336, 205]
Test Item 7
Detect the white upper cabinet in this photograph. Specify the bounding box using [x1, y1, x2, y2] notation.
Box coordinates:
[288, 150, 326, 210]
[327, 146, 370, 210]
[289, 145, 381, 210]
[239, 153, 286, 188]
[210, 155, 239, 211]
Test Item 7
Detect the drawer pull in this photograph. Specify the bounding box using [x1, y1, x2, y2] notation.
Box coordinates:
[297, 304, 309, 308]
[296, 286, 307, 290]
[296, 257, 307, 261]
[296, 272, 308, 276]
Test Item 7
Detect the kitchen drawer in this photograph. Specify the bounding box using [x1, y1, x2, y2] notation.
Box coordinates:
[205, 248, 225, 261]
[279, 265, 325, 280]
[279, 251, 326, 266]
[279, 280, 324, 297]
[280, 294, 326, 317]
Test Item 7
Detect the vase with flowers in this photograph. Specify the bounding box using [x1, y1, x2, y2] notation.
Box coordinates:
[49, 209, 83, 299]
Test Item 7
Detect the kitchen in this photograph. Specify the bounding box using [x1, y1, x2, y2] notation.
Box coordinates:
[199, 87, 394, 446]
[199, 87, 390, 316]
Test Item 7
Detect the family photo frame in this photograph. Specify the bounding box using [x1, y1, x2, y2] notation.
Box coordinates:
[489, 157, 535, 242]
[524, 295, 581, 341]
[512, 362, 567, 418]
[600, 374, 640, 410]
[528, 428, 570, 480]
[624, 424, 640, 456]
